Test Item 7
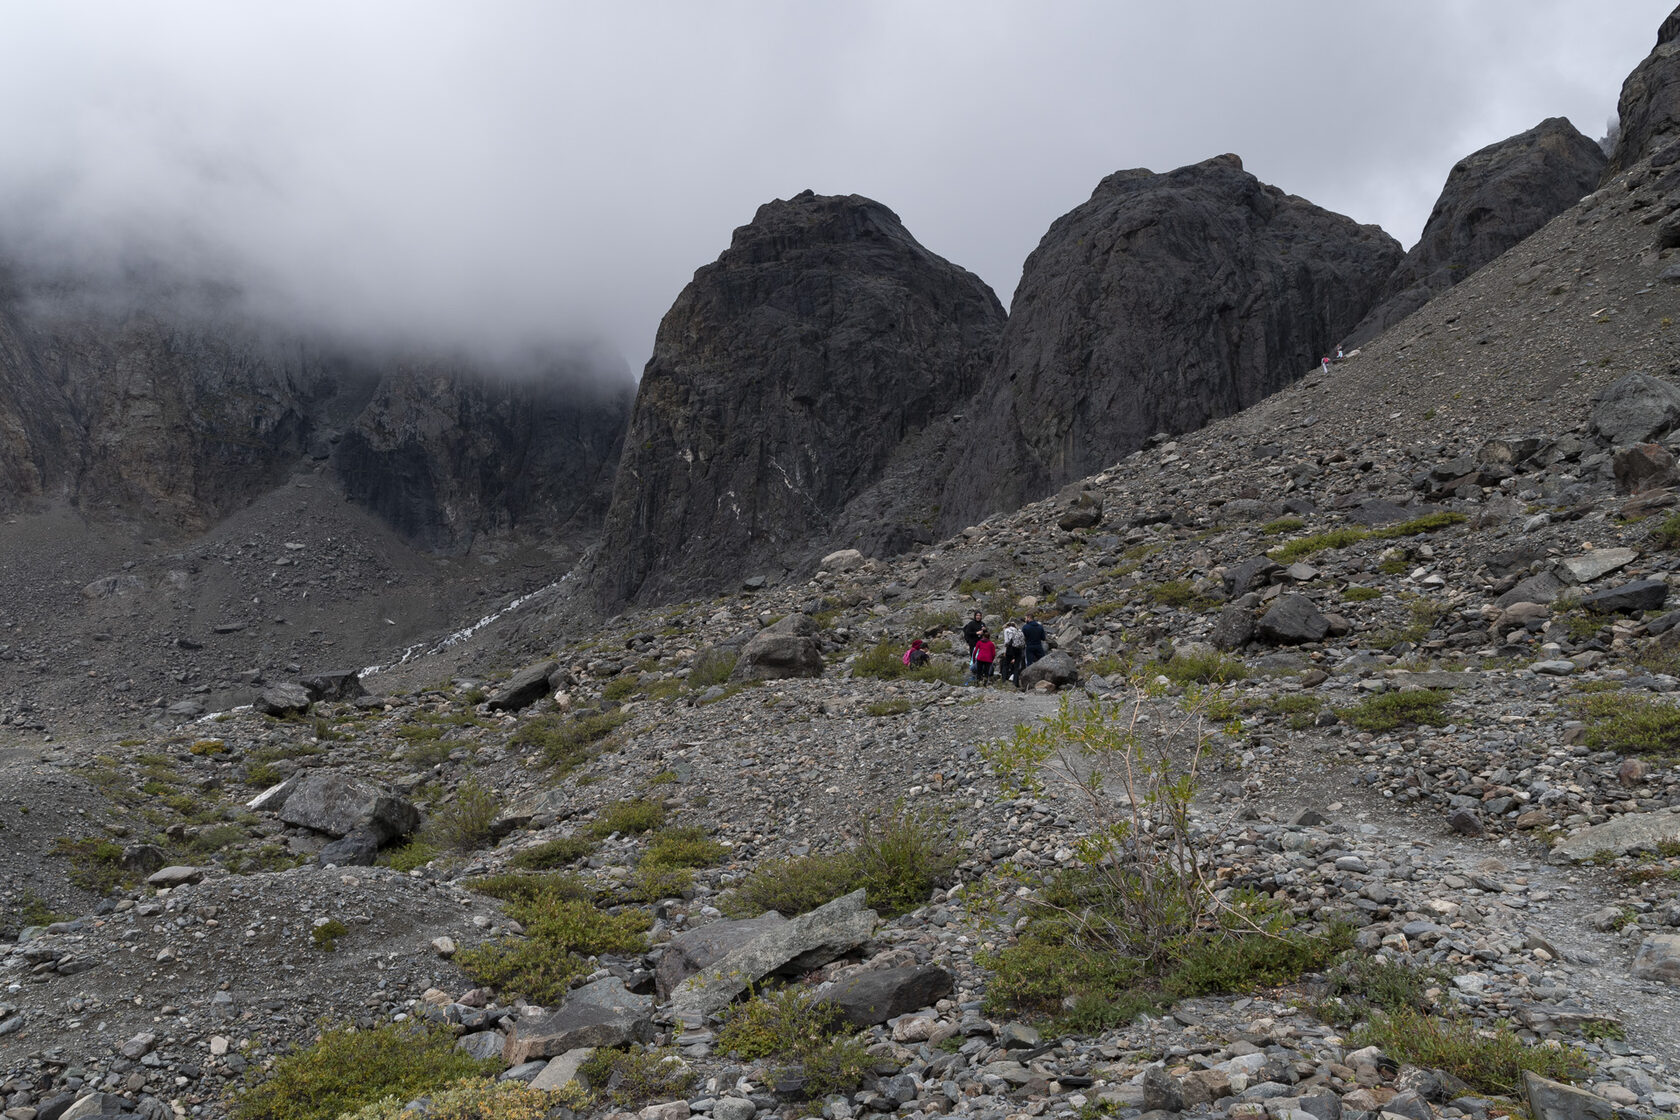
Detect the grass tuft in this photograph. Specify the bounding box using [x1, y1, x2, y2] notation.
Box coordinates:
[1335, 689, 1452, 732]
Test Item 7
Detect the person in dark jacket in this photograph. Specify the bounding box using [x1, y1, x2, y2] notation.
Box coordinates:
[962, 611, 985, 654]
[1021, 613, 1047, 667]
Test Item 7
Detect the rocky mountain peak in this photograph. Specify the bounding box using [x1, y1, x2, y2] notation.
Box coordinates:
[1605, 2, 1680, 175]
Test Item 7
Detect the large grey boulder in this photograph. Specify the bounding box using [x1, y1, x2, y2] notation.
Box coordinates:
[1257, 595, 1330, 645]
[297, 670, 366, 702]
[270, 771, 420, 842]
[254, 682, 312, 718]
[1578, 579, 1669, 614]
[1591, 372, 1680, 445]
[1632, 933, 1680, 984]
[1019, 650, 1079, 690]
[487, 660, 560, 712]
[655, 914, 788, 999]
[817, 964, 953, 1027]
[1551, 809, 1680, 862]
[503, 977, 653, 1065]
[1523, 1071, 1624, 1120]
[592, 190, 1005, 608]
[731, 614, 824, 681]
[1344, 117, 1607, 348]
[673, 890, 877, 1021]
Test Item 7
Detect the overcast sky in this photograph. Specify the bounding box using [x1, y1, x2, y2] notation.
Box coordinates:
[0, 2, 1670, 374]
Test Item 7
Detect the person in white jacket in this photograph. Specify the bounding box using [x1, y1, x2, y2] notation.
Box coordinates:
[999, 621, 1026, 685]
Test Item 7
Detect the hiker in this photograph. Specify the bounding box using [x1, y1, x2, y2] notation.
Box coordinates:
[962, 610, 985, 654]
[1022, 613, 1047, 667]
[902, 638, 929, 667]
[1000, 619, 1026, 685]
[1320, 356, 1331, 375]
[972, 628, 997, 685]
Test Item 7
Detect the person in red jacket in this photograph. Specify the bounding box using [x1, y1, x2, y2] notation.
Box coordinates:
[972, 629, 997, 685]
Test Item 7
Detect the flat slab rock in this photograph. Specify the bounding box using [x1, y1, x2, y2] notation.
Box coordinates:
[259, 771, 420, 843]
[1551, 809, 1680, 862]
[672, 890, 877, 1021]
[503, 977, 652, 1065]
[1631, 933, 1680, 985]
[817, 964, 954, 1027]
[655, 913, 788, 999]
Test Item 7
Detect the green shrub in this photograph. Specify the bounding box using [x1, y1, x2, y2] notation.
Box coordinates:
[508, 836, 597, 870]
[1350, 1007, 1584, 1095]
[1261, 516, 1306, 536]
[457, 875, 649, 1003]
[1311, 955, 1447, 1023]
[642, 826, 726, 869]
[51, 837, 129, 893]
[1369, 512, 1467, 539]
[866, 698, 914, 717]
[312, 919, 349, 952]
[1649, 513, 1680, 550]
[589, 798, 666, 838]
[618, 864, 693, 902]
[1269, 527, 1368, 564]
[715, 988, 872, 1097]
[377, 838, 441, 873]
[1377, 557, 1410, 576]
[231, 1022, 497, 1120]
[602, 675, 640, 702]
[1341, 586, 1382, 602]
[958, 577, 999, 595]
[510, 710, 627, 772]
[687, 650, 739, 689]
[1084, 599, 1130, 619]
[423, 776, 500, 853]
[852, 640, 964, 685]
[575, 1047, 694, 1108]
[1158, 650, 1247, 685]
[1336, 689, 1452, 732]
[343, 1078, 561, 1120]
[722, 807, 952, 919]
[11, 891, 69, 929]
[1569, 692, 1680, 755]
[1144, 580, 1218, 611]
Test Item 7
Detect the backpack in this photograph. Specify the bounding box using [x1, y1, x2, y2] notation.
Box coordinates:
[902, 648, 914, 666]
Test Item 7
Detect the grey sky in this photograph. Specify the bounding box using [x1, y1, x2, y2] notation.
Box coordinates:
[0, 2, 1668, 372]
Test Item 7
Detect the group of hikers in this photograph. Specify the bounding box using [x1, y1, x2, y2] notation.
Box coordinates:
[902, 609, 1047, 688]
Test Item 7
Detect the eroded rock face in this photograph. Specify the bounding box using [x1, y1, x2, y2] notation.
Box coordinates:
[1344, 118, 1608, 348]
[938, 155, 1400, 530]
[593, 190, 1005, 608]
[0, 268, 634, 555]
[1605, 5, 1680, 177]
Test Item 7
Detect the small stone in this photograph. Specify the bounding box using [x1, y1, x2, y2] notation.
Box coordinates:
[432, 936, 458, 958]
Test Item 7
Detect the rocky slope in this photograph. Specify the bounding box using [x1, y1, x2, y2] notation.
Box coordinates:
[937, 154, 1402, 532]
[592, 191, 1004, 609]
[1342, 118, 1608, 349]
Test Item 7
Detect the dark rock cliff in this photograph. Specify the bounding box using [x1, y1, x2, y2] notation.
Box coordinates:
[938, 154, 1401, 530]
[593, 191, 1005, 608]
[1344, 118, 1608, 348]
[0, 269, 633, 553]
[1605, 4, 1680, 177]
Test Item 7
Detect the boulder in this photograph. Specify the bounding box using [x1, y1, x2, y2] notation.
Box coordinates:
[817, 964, 954, 1027]
[1209, 606, 1255, 651]
[592, 190, 1005, 608]
[1019, 650, 1079, 690]
[503, 977, 653, 1065]
[1496, 571, 1566, 608]
[821, 548, 865, 572]
[530, 1048, 596, 1090]
[1591, 372, 1680, 445]
[1612, 443, 1680, 494]
[274, 771, 420, 842]
[732, 614, 824, 681]
[316, 830, 381, 867]
[297, 670, 366, 702]
[487, 660, 561, 713]
[1578, 579, 1669, 614]
[146, 866, 204, 888]
[1631, 933, 1680, 984]
[939, 153, 1401, 529]
[1257, 595, 1330, 645]
[672, 890, 877, 1021]
[1056, 493, 1103, 531]
[1555, 547, 1638, 584]
[1223, 556, 1282, 598]
[654, 914, 788, 999]
[1523, 1071, 1624, 1120]
[1345, 118, 1607, 348]
[254, 682, 312, 718]
[1552, 810, 1680, 861]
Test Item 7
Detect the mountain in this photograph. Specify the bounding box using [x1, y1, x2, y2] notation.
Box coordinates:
[1342, 117, 1608, 349]
[937, 154, 1401, 530]
[592, 191, 1005, 609]
[1604, 3, 1680, 176]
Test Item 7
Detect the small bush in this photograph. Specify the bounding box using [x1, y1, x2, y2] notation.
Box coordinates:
[458, 875, 649, 1003]
[12, 891, 68, 929]
[343, 1078, 560, 1120]
[1269, 527, 1368, 564]
[312, 919, 349, 952]
[866, 698, 914, 717]
[509, 836, 597, 870]
[1377, 557, 1411, 576]
[1570, 692, 1680, 755]
[1311, 955, 1447, 1023]
[1261, 516, 1306, 535]
[378, 838, 441, 873]
[958, 577, 999, 595]
[423, 777, 500, 853]
[589, 798, 666, 838]
[511, 710, 627, 772]
[602, 675, 640, 702]
[1144, 580, 1218, 611]
[618, 864, 693, 902]
[575, 1046, 694, 1108]
[642, 826, 726, 869]
[722, 807, 952, 919]
[1336, 689, 1452, 732]
[1341, 586, 1382, 602]
[715, 988, 872, 1098]
[1649, 513, 1680, 550]
[852, 640, 964, 685]
[51, 837, 129, 893]
[1158, 650, 1247, 685]
[231, 1022, 497, 1120]
[1369, 512, 1468, 539]
[687, 650, 739, 690]
[1350, 1007, 1584, 1095]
